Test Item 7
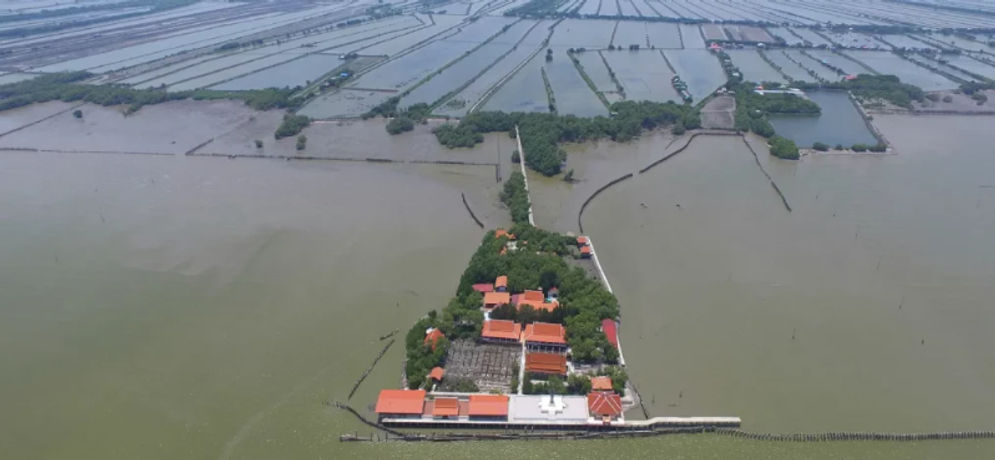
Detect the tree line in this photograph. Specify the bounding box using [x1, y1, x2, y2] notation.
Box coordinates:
[500, 172, 531, 224]
[0, 72, 307, 138]
[429, 101, 700, 176]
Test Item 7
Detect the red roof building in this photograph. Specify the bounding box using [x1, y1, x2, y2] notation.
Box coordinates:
[472, 283, 494, 293]
[375, 389, 426, 417]
[525, 352, 567, 375]
[520, 290, 544, 302]
[601, 318, 619, 349]
[523, 322, 567, 346]
[580, 245, 592, 258]
[481, 319, 522, 342]
[468, 394, 509, 419]
[495, 275, 508, 291]
[588, 391, 623, 419]
[428, 366, 445, 382]
[432, 397, 460, 418]
[577, 236, 589, 246]
[483, 291, 511, 309]
[517, 290, 559, 312]
[591, 376, 612, 392]
[424, 328, 445, 351]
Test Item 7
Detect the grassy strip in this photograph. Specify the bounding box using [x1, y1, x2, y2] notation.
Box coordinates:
[540, 67, 557, 113]
[365, 20, 525, 123]
[598, 50, 626, 97]
[780, 50, 826, 83]
[757, 49, 795, 83]
[471, 19, 561, 113]
[831, 49, 879, 75]
[568, 51, 611, 108]
[430, 20, 543, 113]
[0, 72, 301, 114]
[501, 172, 531, 223]
[434, 101, 699, 175]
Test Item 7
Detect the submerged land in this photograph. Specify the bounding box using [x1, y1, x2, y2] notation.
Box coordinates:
[2, 0, 995, 458]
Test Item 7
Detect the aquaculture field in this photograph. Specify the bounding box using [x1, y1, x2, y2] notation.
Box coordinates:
[844, 50, 959, 90]
[763, 49, 818, 82]
[664, 49, 726, 102]
[544, 50, 607, 117]
[726, 49, 786, 84]
[481, 52, 550, 113]
[602, 49, 680, 103]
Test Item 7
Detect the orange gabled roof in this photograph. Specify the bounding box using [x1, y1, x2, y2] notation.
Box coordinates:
[424, 328, 445, 350]
[483, 291, 511, 307]
[580, 245, 592, 254]
[375, 389, 426, 414]
[482, 319, 521, 341]
[495, 275, 508, 288]
[432, 397, 460, 417]
[588, 391, 622, 417]
[520, 290, 544, 302]
[523, 322, 566, 345]
[483, 291, 510, 307]
[517, 299, 558, 312]
[525, 352, 567, 375]
[591, 376, 612, 391]
[468, 394, 509, 417]
[429, 366, 445, 381]
[577, 236, 589, 245]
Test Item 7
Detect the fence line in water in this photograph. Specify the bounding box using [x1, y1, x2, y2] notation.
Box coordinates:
[347, 338, 395, 400]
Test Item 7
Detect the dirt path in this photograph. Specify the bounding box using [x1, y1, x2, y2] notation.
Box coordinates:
[700, 95, 736, 130]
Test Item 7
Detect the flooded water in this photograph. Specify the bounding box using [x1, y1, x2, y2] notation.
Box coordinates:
[583, 116, 995, 435]
[0, 152, 500, 459]
[770, 91, 878, 147]
[2, 101, 994, 458]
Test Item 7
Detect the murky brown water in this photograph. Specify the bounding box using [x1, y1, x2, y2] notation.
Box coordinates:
[0, 152, 503, 459]
[2, 108, 994, 458]
[582, 116, 995, 433]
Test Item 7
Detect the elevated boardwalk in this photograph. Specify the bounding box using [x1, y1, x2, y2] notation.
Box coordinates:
[381, 415, 742, 430]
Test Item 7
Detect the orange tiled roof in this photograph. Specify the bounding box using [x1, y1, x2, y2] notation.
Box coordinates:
[495, 275, 508, 288]
[495, 229, 516, 240]
[375, 389, 426, 414]
[472, 283, 494, 293]
[580, 245, 592, 254]
[521, 290, 544, 302]
[525, 352, 567, 375]
[483, 291, 511, 306]
[429, 366, 445, 381]
[424, 328, 445, 350]
[517, 299, 559, 312]
[588, 391, 622, 417]
[577, 236, 589, 245]
[432, 397, 460, 417]
[523, 322, 566, 345]
[591, 376, 612, 391]
[482, 319, 522, 341]
[468, 394, 509, 417]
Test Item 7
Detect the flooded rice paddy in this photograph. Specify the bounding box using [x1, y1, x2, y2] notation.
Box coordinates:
[663, 49, 726, 102]
[603, 49, 679, 103]
[725, 49, 786, 84]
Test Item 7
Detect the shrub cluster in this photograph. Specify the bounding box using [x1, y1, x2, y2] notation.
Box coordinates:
[769, 135, 800, 160]
[500, 172, 531, 224]
[432, 101, 699, 176]
[275, 114, 310, 139]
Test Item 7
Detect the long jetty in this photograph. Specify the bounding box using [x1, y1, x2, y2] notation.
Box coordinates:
[514, 124, 536, 226]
